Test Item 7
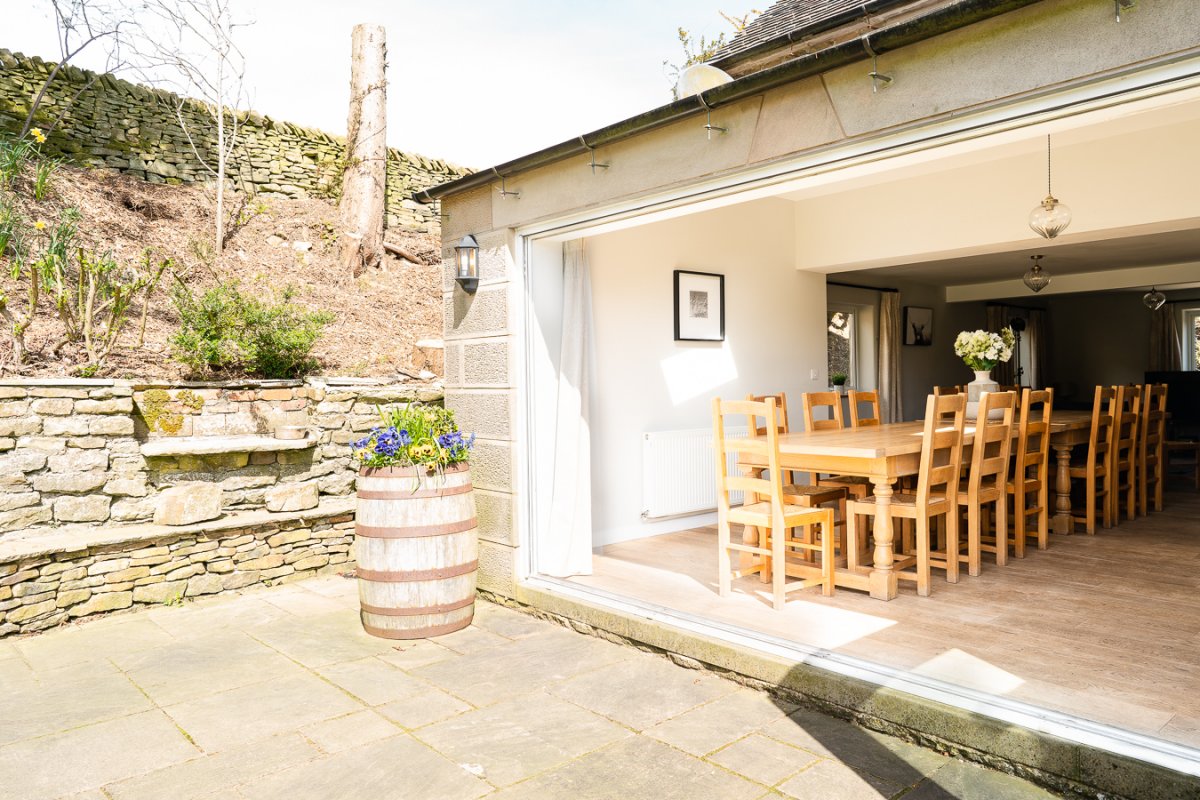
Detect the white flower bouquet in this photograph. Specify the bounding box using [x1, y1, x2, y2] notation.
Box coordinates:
[953, 328, 1015, 371]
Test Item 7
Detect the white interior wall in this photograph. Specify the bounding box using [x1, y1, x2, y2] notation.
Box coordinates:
[585, 198, 828, 545]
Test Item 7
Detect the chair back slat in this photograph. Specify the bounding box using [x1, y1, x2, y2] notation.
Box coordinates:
[1141, 383, 1167, 448]
[848, 390, 881, 428]
[713, 397, 785, 513]
[1113, 384, 1140, 458]
[915, 393, 966, 504]
[746, 392, 790, 437]
[1086, 386, 1117, 469]
[1013, 388, 1054, 482]
[965, 391, 1017, 495]
[801, 391, 844, 432]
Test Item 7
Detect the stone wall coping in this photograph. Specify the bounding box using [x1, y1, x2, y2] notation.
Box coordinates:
[141, 434, 318, 457]
[0, 497, 355, 563]
[0, 378, 121, 387]
[133, 379, 304, 390]
[0, 377, 438, 390]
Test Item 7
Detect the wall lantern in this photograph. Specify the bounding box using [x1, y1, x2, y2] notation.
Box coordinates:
[455, 235, 480, 293]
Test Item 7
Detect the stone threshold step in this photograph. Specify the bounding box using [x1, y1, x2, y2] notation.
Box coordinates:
[141, 434, 317, 457]
[0, 498, 355, 563]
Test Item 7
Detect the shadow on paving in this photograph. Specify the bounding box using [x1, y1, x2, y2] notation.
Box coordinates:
[767, 664, 1054, 799]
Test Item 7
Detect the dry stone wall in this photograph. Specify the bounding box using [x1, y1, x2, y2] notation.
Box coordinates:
[0, 49, 468, 232]
[0, 378, 441, 534]
[0, 507, 354, 636]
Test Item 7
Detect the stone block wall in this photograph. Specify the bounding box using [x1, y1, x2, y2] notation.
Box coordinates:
[0, 378, 441, 536]
[440, 192, 518, 597]
[0, 507, 353, 636]
[0, 49, 469, 232]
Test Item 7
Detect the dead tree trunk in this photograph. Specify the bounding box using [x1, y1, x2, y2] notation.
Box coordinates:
[339, 24, 387, 277]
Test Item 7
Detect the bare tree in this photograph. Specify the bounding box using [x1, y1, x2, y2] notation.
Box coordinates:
[130, 0, 250, 252]
[339, 24, 387, 277]
[21, 0, 131, 139]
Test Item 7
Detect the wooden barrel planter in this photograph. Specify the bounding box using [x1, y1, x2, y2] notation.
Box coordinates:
[355, 464, 478, 639]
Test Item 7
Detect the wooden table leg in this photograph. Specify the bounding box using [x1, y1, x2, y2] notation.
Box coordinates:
[868, 477, 898, 601]
[1052, 444, 1074, 535]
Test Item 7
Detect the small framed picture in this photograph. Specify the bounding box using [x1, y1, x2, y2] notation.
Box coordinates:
[674, 270, 725, 342]
[904, 306, 933, 346]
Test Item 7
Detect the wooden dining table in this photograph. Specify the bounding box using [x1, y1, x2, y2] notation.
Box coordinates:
[740, 410, 1092, 601]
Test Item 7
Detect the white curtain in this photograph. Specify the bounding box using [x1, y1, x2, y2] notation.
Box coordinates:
[1149, 302, 1182, 371]
[878, 292, 903, 422]
[542, 240, 595, 577]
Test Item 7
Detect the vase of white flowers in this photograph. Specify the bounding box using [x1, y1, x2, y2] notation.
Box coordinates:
[952, 328, 1015, 419]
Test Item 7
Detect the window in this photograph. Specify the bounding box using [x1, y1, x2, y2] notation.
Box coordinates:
[1186, 308, 1200, 371]
[828, 307, 857, 387]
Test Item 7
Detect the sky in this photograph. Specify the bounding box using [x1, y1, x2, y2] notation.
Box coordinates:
[3, 0, 742, 169]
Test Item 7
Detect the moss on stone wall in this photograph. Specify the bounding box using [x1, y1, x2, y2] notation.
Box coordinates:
[139, 389, 184, 435]
[0, 49, 470, 233]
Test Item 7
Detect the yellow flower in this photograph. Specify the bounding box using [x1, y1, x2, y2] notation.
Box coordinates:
[30, 128, 46, 144]
[34, 220, 46, 231]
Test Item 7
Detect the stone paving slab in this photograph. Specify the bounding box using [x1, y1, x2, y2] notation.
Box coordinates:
[0, 710, 198, 800]
[417, 689, 633, 786]
[548, 652, 740, 731]
[104, 732, 319, 800]
[0, 574, 1060, 800]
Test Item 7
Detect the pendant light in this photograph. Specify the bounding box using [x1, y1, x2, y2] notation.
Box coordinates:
[1029, 135, 1072, 239]
[1143, 287, 1166, 310]
[1023, 254, 1051, 293]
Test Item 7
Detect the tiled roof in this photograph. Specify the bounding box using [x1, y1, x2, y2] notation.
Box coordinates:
[710, 0, 917, 65]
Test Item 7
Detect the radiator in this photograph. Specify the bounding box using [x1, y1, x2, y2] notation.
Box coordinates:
[641, 426, 746, 519]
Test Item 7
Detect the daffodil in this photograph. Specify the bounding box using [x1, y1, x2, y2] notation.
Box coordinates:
[30, 128, 46, 144]
[33, 220, 46, 231]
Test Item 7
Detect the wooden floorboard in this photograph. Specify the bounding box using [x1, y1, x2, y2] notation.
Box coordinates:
[571, 489, 1200, 749]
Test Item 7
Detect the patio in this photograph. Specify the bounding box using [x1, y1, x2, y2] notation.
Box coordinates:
[572, 489, 1200, 753]
[0, 576, 1056, 800]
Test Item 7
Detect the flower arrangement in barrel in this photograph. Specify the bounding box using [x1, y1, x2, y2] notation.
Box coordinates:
[953, 328, 1015, 371]
[352, 403, 475, 470]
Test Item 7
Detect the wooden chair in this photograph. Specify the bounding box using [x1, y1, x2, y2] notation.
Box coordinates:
[713, 397, 836, 608]
[1138, 383, 1167, 515]
[1111, 385, 1141, 523]
[848, 390, 881, 428]
[800, 392, 872, 502]
[745, 393, 846, 558]
[998, 384, 1021, 393]
[1005, 388, 1053, 557]
[1066, 386, 1116, 535]
[846, 393, 966, 596]
[933, 385, 963, 396]
[955, 390, 1016, 576]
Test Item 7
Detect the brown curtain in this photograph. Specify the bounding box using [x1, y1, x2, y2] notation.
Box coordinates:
[878, 292, 903, 422]
[1149, 302, 1182, 372]
[986, 304, 1016, 386]
[1027, 308, 1049, 390]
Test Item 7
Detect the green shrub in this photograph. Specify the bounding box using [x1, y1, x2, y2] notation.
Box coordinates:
[170, 282, 332, 379]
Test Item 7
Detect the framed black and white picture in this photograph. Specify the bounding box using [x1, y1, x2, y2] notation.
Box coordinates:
[904, 306, 933, 346]
[673, 270, 725, 342]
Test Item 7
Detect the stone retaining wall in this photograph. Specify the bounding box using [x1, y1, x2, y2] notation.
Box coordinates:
[0, 378, 441, 535]
[0, 505, 353, 636]
[0, 49, 468, 232]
